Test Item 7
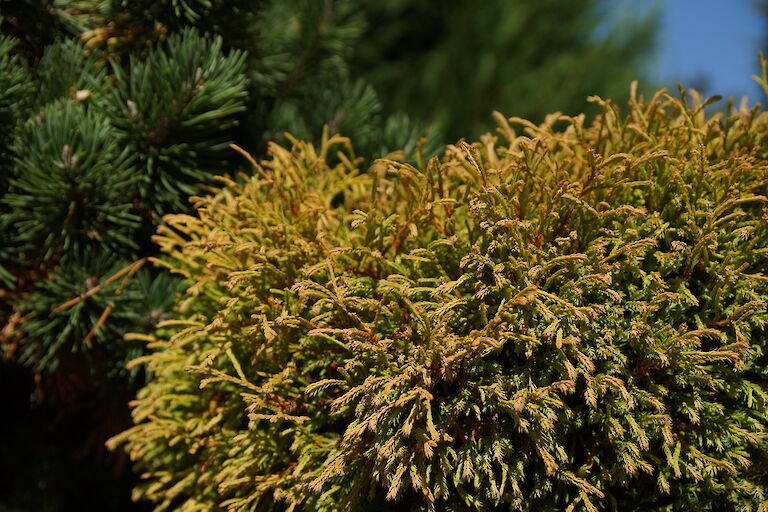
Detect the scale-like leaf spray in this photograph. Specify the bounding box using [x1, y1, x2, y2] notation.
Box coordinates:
[113, 86, 768, 511]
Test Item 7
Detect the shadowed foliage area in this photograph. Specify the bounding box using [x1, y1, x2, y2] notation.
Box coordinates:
[351, 0, 656, 141]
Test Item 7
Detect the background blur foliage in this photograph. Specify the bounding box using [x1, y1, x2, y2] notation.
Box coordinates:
[350, 0, 656, 141]
[112, 87, 768, 511]
[0, 0, 656, 511]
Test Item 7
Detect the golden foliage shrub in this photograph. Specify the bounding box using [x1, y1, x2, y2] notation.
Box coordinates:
[112, 86, 768, 511]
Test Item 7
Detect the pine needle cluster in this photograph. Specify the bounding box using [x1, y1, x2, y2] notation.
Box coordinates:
[0, 27, 246, 385]
[112, 85, 768, 511]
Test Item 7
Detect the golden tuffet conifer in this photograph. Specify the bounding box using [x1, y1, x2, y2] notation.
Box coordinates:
[111, 83, 768, 511]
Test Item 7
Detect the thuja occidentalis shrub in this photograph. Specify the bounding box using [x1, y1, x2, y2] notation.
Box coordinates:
[111, 83, 768, 512]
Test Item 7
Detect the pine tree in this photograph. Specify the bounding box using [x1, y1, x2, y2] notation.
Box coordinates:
[0, 23, 247, 512]
[0, 32, 32, 288]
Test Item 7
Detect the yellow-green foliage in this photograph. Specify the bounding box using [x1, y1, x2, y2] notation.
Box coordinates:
[111, 85, 768, 511]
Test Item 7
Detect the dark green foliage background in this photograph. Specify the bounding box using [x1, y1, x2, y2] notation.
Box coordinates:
[351, 0, 656, 141]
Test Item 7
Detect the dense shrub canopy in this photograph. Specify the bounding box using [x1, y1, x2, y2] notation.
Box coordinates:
[112, 87, 768, 511]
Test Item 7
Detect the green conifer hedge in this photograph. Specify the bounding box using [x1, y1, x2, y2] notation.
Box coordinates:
[112, 85, 768, 511]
